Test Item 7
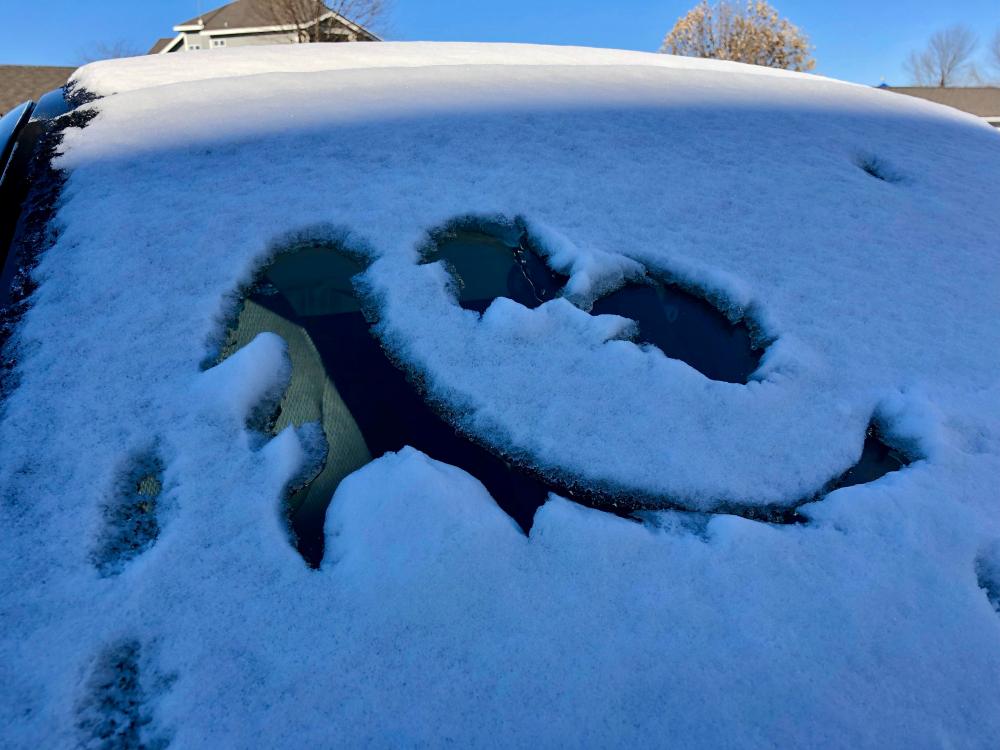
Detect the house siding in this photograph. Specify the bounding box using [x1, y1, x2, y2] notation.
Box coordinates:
[181, 30, 299, 50]
[210, 32, 300, 48]
[177, 28, 362, 52]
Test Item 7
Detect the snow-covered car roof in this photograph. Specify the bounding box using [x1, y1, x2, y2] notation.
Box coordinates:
[2, 42, 1000, 748]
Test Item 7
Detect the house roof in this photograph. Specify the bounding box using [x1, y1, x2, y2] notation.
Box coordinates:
[176, 0, 289, 31]
[0, 64, 75, 115]
[174, 0, 376, 39]
[148, 37, 182, 55]
[886, 87, 1000, 119]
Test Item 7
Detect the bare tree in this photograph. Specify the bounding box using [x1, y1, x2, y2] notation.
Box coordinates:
[990, 29, 1000, 74]
[264, 0, 386, 43]
[904, 25, 978, 87]
[660, 1, 814, 72]
[77, 40, 143, 64]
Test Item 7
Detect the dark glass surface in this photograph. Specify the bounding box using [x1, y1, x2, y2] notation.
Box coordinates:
[591, 282, 760, 383]
[29, 89, 71, 122]
[829, 428, 906, 491]
[426, 229, 567, 313]
[0, 101, 34, 183]
[1, 88, 70, 298]
[253, 289, 556, 566]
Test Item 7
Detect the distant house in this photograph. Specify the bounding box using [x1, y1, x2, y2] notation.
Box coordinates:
[0, 65, 76, 116]
[148, 0, 379, 55]
[885, 87, 1000, 129]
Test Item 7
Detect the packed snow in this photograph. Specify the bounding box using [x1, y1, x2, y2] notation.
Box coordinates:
[2, 42, 1000, 747]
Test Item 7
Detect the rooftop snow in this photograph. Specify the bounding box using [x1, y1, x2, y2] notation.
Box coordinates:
[70, 41, 810, 96]
[3, 43, 1000, 747]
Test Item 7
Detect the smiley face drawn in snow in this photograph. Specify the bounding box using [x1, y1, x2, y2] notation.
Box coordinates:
[217, 216, 912, 566]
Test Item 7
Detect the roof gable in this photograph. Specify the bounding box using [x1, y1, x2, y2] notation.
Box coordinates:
[147, 36, 183, 55]
[177, 0, 328, 31]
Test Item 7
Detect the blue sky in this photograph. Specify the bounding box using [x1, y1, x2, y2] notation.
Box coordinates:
[0, 0, 997, 85]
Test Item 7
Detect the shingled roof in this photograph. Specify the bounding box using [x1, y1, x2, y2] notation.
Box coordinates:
[175, 0, 376, 39]
[148, 37, 181, 55]
[886, 87, 1000, 120]
[177, 0, 289, 30]
[0, 65, 75, 116]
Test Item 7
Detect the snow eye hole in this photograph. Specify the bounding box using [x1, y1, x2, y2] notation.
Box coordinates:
[422, 221, 567, 312]
[423, 219, 761, 383]
[590, 281, 762, 384]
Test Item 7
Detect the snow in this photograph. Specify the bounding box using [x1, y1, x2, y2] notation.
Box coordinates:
[70, 41, 814, 97]
[2, 42, 1000, 747]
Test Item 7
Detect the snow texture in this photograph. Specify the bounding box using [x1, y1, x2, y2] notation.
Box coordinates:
[2, 42, 1000, 747]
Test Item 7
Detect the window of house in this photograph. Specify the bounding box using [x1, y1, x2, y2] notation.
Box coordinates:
[211, 39, 226, 48]
[187, 44, 201, 50]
